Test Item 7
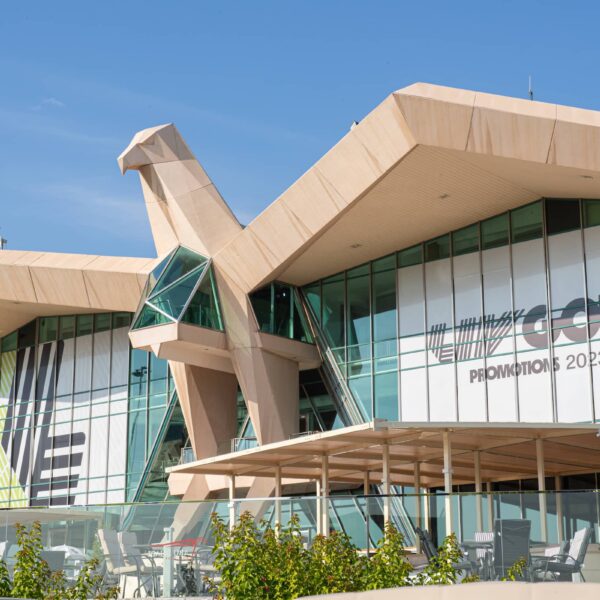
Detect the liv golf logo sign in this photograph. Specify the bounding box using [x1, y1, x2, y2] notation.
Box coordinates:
[428, 297, 600, 383]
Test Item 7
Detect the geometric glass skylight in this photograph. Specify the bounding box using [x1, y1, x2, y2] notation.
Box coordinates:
[132, 245, 224, 331]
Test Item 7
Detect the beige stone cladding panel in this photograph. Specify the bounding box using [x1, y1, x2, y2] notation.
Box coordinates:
[298, 583, 600, 600]
[0, 251, 39, 303]
[467, 91, 557, 163]
[83, 255, 154, 312]
[548, 104, 600, 173]
[169, 361, 238, 460]
[215, 93, 417, 292]
[138, 172, 180, 257]
[27, 252, 97, 308]
[394, 83, 476, 151]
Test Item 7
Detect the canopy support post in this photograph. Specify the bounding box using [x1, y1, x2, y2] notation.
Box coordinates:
[443, 430, 453, 536]
[474, 450, 483, 532]
[228, 474, 236, 532]
[382, 444, 391, 525]
[321, 455, 330, 536]
[536, 438, 548, 543]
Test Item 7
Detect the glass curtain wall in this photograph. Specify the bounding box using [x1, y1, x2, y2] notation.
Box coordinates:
[0, 314, 179, 508]
[303, 198, 600, 424]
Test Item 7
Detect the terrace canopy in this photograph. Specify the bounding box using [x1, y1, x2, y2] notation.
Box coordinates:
[169, 420, 600, 537]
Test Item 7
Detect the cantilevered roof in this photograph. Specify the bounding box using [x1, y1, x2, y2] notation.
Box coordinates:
[168, 421, 600, 488]
[0, 250, 156, 335]
[214, 83, 600, 290]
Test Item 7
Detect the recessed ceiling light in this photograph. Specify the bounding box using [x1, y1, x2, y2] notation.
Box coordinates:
[581, 175, 594, 180]
[350, 243, 362, 249]
[439, 193, 450, 199]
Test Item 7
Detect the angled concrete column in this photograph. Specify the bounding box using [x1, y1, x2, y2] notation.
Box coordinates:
[168, 362, 238, 501]
[169, 362, 238, 460]
[215, 269, 300, 445]
[443, 431, 453, 536]
[536, 438, 548, 542]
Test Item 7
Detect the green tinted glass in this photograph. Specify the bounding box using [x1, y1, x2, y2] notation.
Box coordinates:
[150, 247, 207, 296]
[148, 251, 175, 289]
[94, 313, 111, 333]
[76, 315, 93, 336]
[511, 201, 543, 243]
[58, 316, 76, 340]
[452, 224, 479, 256]
[583, 200, 600, 228]
[182, 268, 224, 330]
[113, 312, 131, 328]
[372, 254, 396, 273]
[424, 235, 450, 262]
[148, 268, 203, 319]
[249, 285, 272, 332]
[1, 332, 17, 352]
[38, 317, 58, 343]
[133, 305, 173, 329]
[481, 213, 509, 249]
[398, 245, 422, 268]
[303, 283, 321, 323]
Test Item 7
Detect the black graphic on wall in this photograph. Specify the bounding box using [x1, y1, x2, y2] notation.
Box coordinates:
[1, 341, 86, 506]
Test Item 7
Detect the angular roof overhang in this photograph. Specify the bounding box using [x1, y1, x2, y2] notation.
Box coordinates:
[214, 83, 600, 290]
[168, 420, 600, 488]
[0, 250, 156, 335]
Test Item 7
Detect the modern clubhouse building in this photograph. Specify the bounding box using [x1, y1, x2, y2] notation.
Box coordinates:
[3, 82, 600, 546]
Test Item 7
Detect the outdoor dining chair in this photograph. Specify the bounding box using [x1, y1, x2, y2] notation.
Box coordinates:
[536, 527, 592, 582]
[492, 519, 531, 580]
[118, 531, 162, 597]
[97, 529, 142, 598]
[415, 527, 475, 576]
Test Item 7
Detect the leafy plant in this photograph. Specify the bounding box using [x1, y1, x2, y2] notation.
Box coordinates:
[414, 532, 465, 585]
[362, 521, 413, 590]
[502, 556, 528, 581]
[1, 522, 118, 600]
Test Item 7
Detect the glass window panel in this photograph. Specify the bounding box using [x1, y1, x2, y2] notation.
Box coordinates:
[348, 264, 369, 277]
[424, 235, 450, 262]
[274, 283, 292, 338]
[372, 254, 396, 273]
[76, 315, 93, 337]
[452, 224, 479, 256]
[112, 312, 131, 328]
[129, 349, 148, 400]
[94, 313, 111, 333]
[1, 332, 17, 352]
[374, 371, 398, 421]
[148, 251, 175, 289]
[148, 268, 202, 319]
[511, 201, 543, 243]
[18, 320, 36, 348]
[58, 316, 75, 340]
[249, 285, 272, 333]
[303, 283, 321, 323]
[150, 246, 207, 295]
[149, 353, 168, 396]
[292, 299, 312, 343]
[583, 199, 600, 228]
[398, 244, 422, 268]
[127, 409, 146, 500]
[182, 268, 223, 330]
[347, 269, 371, 363]
[322, 277, 345, 350]
[373, 269, 396, 344]
[133, 305, 173, 330]
[481, 213, 509, 250]
[349, 375, 372, 420]
[38, 317, 58, 343]
[545, 198, 581, 235]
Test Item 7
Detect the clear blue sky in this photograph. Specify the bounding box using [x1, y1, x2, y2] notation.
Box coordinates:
[1, 1, 599, 258]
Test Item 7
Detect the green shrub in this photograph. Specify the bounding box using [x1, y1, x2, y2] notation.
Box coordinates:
[0, 521, 118, 600]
